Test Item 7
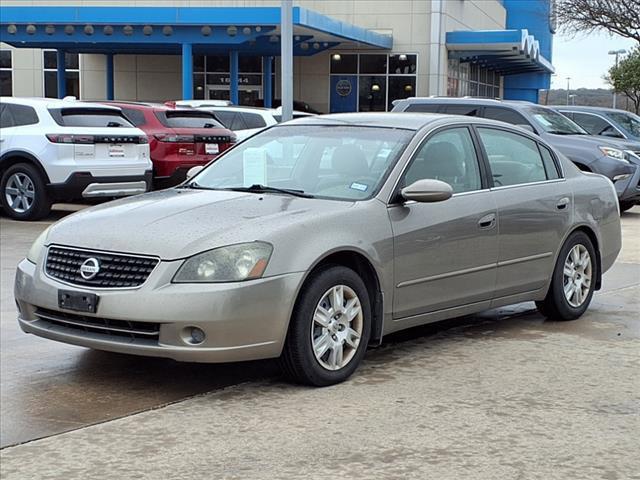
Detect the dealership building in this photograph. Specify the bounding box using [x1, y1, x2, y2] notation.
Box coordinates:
[0, 1, 554, 113]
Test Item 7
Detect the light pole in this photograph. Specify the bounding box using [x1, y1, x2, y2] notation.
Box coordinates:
[608, 49, 627, 109]
[565, 77, 571, 105]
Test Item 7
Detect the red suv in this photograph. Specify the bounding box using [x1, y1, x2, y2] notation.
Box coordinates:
[105, 102, 236, 188]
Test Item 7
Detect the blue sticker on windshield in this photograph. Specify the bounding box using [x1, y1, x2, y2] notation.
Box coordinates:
[350, 182, 368, 192]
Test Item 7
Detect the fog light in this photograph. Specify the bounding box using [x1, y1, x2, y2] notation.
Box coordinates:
[183, 326, 206, 345]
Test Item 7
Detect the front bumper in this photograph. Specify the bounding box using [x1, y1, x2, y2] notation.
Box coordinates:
[47, 171, 153, 202]
[614, 162, 640, 204]
[15, 258, 304, 363]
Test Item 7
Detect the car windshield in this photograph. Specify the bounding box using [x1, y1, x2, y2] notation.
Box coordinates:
[606, 111, 640, 139]
[190, 125, 414, 200]
[527, 107, 588, 135]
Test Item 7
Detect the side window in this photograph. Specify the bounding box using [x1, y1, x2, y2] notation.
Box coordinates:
[483, 107, 530, 127]
[0, 104, 13, 128]
[571, 112, 613, 136]
[122, 108, 146, 127]
[241, 113, 267, 129]
[403, 127, 482, 194]
[8, 104, 38, 127]
[440, 105, 479, 116]
[405, 103, 441, 113]
[477, 128, 548, 187]
[539, 145, 561, 180]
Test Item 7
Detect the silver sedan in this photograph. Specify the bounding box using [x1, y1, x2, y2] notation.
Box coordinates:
[15, 113, 622, 386]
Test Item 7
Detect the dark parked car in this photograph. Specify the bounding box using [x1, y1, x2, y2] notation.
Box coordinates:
[552, 106, 640, 143]
[104, 102, 236, 189]
[392, 98, 640, 211]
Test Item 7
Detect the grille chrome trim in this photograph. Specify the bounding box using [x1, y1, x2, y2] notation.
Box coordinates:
[35, 308, 160, 342]
[45, 245, 160, 290]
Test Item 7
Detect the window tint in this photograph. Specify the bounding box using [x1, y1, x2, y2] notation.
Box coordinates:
[571, 112, 615, 136]
[240, 113, 267, 129]
[121, 108, 147, 127]
[441, 105, 480, 116]
[50, 108, 133, 127]
[404, 103, 441, 113]
[478, 128, 548, 187]
[403, 127, 482, 194]
[8, 104, 39, 126]
[483, 107, 530, 127]
[0, 104, 13, 128]
[539, 145, 560, 179]
[156, 111, 223, 129]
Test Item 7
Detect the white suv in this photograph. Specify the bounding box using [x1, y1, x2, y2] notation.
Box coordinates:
[0, 97, 152, 220]
[196, 106, 315, 141]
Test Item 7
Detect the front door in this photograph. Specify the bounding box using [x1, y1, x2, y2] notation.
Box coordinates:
[390, 126, 498, 320]
[330, 75, 357, 113]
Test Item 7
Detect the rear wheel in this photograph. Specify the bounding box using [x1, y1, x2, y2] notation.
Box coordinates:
[536, 231, 596, 321]
[281, 265, 371, 386]
[0, 163, 51, 221]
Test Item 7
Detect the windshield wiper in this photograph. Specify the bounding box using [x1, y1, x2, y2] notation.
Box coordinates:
[176, 182, 214, 190]
[224, 184, 315, 198]
[547, 130, 586, 135]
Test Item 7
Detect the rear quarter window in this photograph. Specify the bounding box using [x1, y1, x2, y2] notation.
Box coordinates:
[1, 104, 39, 127]
[49, 108, 133, 127]
[405, 104, 441, 113]
[121, 108, 147, 127]
[483, 107, 530, 127]
[240, 113, 267, 129]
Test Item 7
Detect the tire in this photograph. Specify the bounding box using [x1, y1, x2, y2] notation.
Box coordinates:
[536, 231, 597, 321]
[619, 201, 635, 213]
[0, 163, 51, 221]
[281, 265, 371, 386]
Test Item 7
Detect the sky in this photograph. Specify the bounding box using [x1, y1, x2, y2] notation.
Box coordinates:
[550, 32, 637, 90]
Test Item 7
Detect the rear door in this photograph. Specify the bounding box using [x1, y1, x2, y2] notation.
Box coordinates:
[475, 126, 570, 299]
[390, 125, 498, 321]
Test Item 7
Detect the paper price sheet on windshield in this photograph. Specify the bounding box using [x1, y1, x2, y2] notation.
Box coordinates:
[243, 148, 268, 186]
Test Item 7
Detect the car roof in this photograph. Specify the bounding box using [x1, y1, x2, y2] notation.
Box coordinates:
[395, 97, 539, 110]
[283, 112, 525, 131]
[2, 96, 121, 111]
[550, 105, 631, 115]
[103, 101, 213, 115]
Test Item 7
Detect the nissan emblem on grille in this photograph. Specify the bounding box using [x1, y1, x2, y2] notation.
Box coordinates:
[79, 258, 101, 280]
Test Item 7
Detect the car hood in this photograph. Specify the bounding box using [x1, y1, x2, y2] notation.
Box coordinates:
[541, 132, 639, 162]
[46, 189, 355, 260]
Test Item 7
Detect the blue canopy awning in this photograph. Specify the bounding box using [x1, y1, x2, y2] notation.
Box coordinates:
[446, 29, 554, 75]
[0, 6, 392, 56]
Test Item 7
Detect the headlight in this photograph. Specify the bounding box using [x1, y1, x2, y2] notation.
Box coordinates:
[173, 242, 273, 283]
[599, 146, 629, 163]
[26, 226, 51, 264]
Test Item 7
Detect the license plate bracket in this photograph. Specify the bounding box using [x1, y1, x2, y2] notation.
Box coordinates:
[108, 144, 125, 157]
[58, 290, 99, 314]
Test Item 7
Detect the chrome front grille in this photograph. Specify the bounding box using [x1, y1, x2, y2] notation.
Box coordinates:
[35, 308, 160, 342]
[45, 246, 159, 288]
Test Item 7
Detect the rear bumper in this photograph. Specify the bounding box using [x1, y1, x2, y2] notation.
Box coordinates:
[47, 171, 152, 201]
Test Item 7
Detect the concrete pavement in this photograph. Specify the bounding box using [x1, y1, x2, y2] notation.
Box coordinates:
[1, 207, 638, 479]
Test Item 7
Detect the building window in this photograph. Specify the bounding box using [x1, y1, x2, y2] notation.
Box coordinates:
[447, 59, 500, 98]
[330, 53, 418, 112]
[0, 50, 12, 96]
[43, 50, 80, 99]
[192, 55, 275, 105]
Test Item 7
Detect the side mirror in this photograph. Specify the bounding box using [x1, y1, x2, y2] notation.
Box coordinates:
[400, 179, 453, 203]
[186, 165, 204, 180]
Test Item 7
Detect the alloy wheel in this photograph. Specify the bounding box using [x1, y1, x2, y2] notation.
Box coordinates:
[310, 284, 363, 371]
[4, 173, 35, 213]
[563, 244, 592, 308]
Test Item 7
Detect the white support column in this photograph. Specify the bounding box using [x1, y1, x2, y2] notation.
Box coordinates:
[280, 0, 294, 121]
[429, 0, 444, 96]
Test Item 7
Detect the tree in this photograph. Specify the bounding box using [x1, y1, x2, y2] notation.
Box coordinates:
[554, 0, 640, 43]
[608, 47, 640, 113]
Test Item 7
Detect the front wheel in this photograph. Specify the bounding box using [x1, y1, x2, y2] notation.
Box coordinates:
[281, 265, 371, 386]
[536, 231, 597, 321]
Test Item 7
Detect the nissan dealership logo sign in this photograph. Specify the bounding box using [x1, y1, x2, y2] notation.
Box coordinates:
[336, 79, 352, 97]
[79, 258, 101, 280]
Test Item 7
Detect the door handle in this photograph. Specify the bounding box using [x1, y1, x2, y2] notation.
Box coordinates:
[556, 197, 570, 210]
[478, 213, 496, 230]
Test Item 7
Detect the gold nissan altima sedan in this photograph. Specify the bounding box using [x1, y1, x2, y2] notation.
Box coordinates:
[15, 113, 621, 386]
